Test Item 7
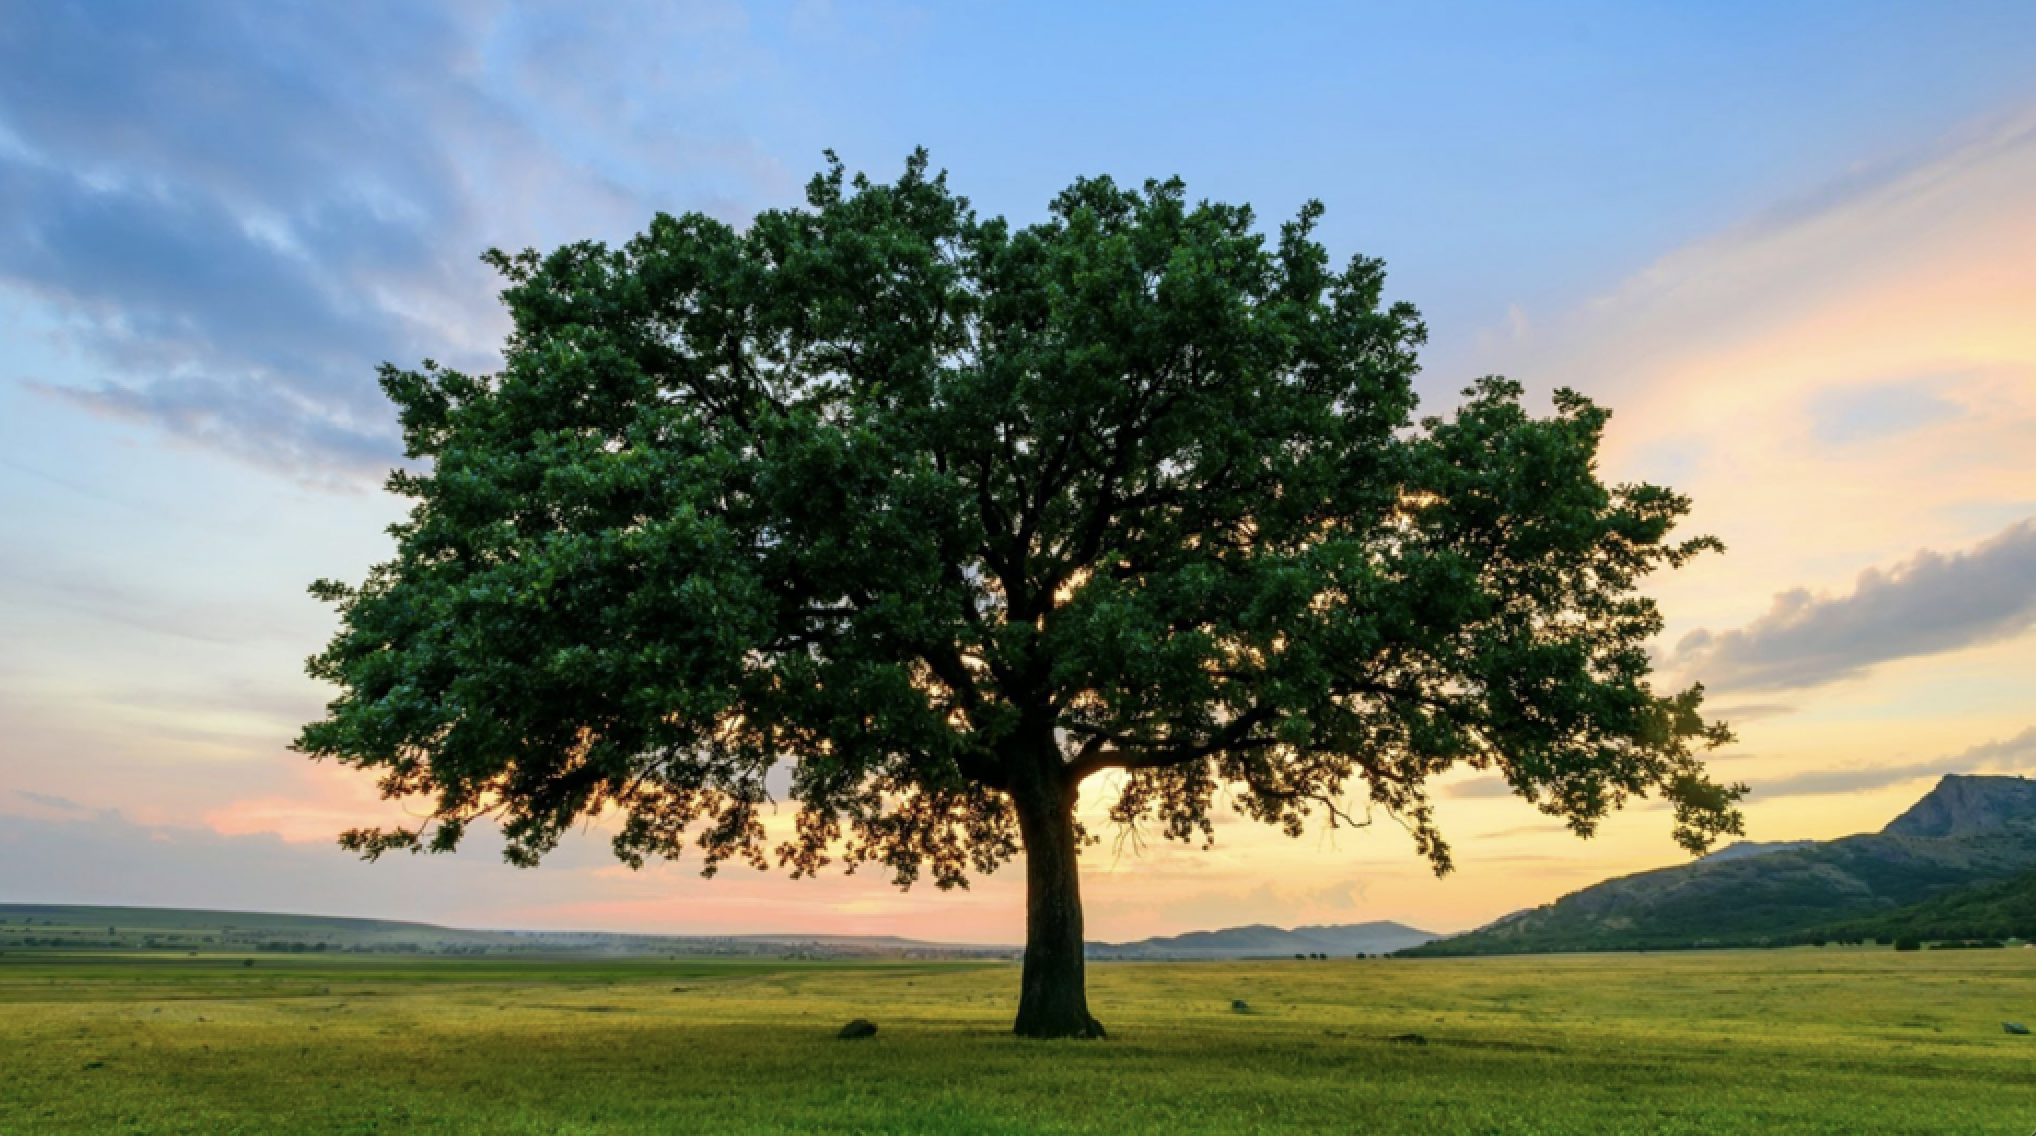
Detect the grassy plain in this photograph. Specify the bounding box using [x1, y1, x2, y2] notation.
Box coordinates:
[2, 948, 2030, 1134]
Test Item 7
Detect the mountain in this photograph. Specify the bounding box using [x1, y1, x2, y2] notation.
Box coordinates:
[1882, 775, 2036, 838]
[1402, 774, 2036, 957]
[1088, 920, 1439, 959]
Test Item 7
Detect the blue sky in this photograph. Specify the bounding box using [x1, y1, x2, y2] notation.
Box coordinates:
[7, 0, 2034, 472]
[5, 0, 2036, 939]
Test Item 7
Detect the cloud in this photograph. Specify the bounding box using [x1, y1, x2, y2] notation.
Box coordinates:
[0, 547, 311, 648]
[14, 790, 86, 812]
[0, 2, 475, 478]
[1707, 704, 1796, 723]
[32, 376, 400, 480]
[1751, 726, 2036, 800]
[1543, 106, 2036, 418]
[1475, 105, 2036, 687]
[1805, 376, 1964, 448]
[203, 763, 420, 845]
[1669, 517, 2036, 691]
[1444, 775, 1517, 800]
[0, 0, 801, 480]
[1475, 823, 1567, 841]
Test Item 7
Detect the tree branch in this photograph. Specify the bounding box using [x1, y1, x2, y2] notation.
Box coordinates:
[1065, 706, 1277, 780]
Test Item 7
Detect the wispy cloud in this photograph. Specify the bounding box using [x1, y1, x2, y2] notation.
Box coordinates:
[1752, 727, 2036, 799]
[1444, 776, 1518, 800]
[1481, 105, 2036, 657]
[1805, 376, 1964, 448]
[0, 0, 801, 480]
[1669, 518, 2036, 691]
[1475, 823, 1567, 841]
[1707, 704, 1796, 723]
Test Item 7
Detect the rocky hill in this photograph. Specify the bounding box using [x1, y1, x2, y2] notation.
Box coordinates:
[1403, 774, 2036, 956]
[1881, 774, 2036, 838]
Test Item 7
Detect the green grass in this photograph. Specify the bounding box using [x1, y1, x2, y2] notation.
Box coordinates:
[3, 948, 2032, 1134]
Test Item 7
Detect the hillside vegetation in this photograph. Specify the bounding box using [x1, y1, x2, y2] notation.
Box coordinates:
[1823, 868, 2036, 943]
[1406, 775, 2036, 956]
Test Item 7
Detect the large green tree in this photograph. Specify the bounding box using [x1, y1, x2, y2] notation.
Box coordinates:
[300, 153, 1742, 1039]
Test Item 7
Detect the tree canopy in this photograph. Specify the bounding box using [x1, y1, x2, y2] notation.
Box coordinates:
[299, 152, 1743, 1037]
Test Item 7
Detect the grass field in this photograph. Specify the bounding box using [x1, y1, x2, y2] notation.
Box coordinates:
[2, 948, 2031, 1134]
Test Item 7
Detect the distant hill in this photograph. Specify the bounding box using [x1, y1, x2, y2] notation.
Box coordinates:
[0, 903, 1451, 962]
[1697, 839, 1815, 863]
[1402, 775, 2036, 957]
[1089, 920, 1438, 959]
[0, 904, 1015, 959]
[1, 904, 471, 938]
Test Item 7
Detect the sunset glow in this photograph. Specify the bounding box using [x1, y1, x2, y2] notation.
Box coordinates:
[4, 2, 2034, 945]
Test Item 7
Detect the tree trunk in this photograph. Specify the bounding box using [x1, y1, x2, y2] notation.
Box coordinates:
[1009, 766, 1105, 1039]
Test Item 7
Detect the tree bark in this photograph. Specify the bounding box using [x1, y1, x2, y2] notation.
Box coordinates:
[1009, 761, 1105, 1039]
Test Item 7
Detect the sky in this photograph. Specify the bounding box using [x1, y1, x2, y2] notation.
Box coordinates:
[3, 0, 2036, 943]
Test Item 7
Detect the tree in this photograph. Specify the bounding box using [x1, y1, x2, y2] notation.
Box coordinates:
[299, 153, 1743, 1039]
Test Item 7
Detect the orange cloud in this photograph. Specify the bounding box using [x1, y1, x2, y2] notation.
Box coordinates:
[204, 762, 423, 844]
[1510, 108, 2036, 581]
